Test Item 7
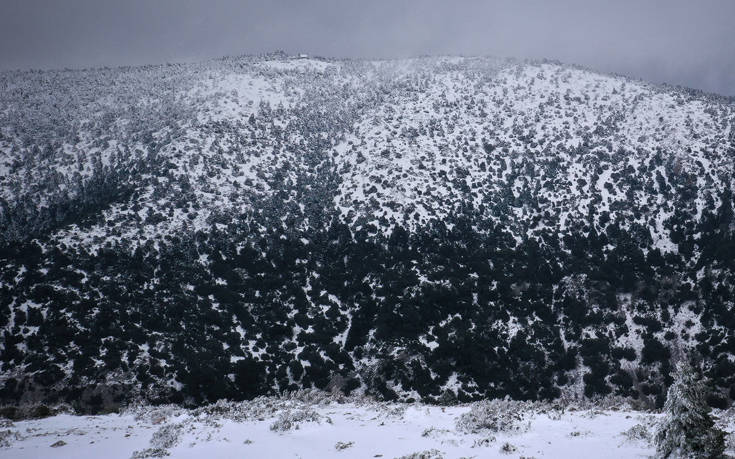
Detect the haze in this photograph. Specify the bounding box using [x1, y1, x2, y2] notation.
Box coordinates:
[1, 0, 733, 96]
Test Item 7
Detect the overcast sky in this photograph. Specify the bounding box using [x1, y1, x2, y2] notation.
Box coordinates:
[1, 0, 734, 96]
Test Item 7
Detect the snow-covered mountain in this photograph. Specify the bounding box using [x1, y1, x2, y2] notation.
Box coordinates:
[1, 53, 734, 411]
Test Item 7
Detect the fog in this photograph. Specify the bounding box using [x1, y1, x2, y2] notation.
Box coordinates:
[1, 0, 733, 96]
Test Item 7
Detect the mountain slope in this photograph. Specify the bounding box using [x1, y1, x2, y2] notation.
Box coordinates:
[1, 54, 734, 410]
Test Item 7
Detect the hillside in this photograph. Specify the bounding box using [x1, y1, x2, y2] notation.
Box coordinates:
[1, 54, 734, 411]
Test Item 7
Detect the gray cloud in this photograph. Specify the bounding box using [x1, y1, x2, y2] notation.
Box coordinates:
[1, 0, 733, 96]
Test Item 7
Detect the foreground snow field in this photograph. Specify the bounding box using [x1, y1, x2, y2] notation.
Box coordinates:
[3, 393, 718, 459]
[4, 392, 735, 459]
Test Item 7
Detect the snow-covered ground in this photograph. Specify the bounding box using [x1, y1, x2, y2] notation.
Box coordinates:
[1, 394, 699, 459]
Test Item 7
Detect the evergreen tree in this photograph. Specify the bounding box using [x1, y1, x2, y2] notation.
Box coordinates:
[654, 361, 725, 459]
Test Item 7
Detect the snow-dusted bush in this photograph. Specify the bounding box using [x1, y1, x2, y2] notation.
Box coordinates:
[334, 440, 354, 450]
[184, 389, 370, 425]
[551, 393, 640, 412]
[421, 426, 451, 438]
[125, 403, 184, 424]
[149, 423, 184, 450]
[395, 449, 445, 459]
[130, 448, 169, 459]
[130, 422, 184, 459]
[654, 361, 725, 458]
[0, 426, 21, 448]
[280, 388, 344, 405]
[621, 423, 651, 443]
[472, 436, 496, 448]
[380, 403, 408, 419]
[190, 397, 277, 423]
[456, 399, 530, 434]
[269, 408, 324, 432]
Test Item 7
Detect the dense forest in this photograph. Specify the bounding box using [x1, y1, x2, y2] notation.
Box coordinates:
[1, 54, 734, 411]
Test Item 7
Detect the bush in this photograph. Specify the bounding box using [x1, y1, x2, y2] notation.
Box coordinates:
[621, 423, 650, 443]
[334, 441, 354, 450]
[396, 449, 445, 459]
[500, 442, 517, 454]
[269, 408, 323, 432]
[456, 399, 530, 434]
[131, 422, 183, 458]
[149, 423, 183, 450]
